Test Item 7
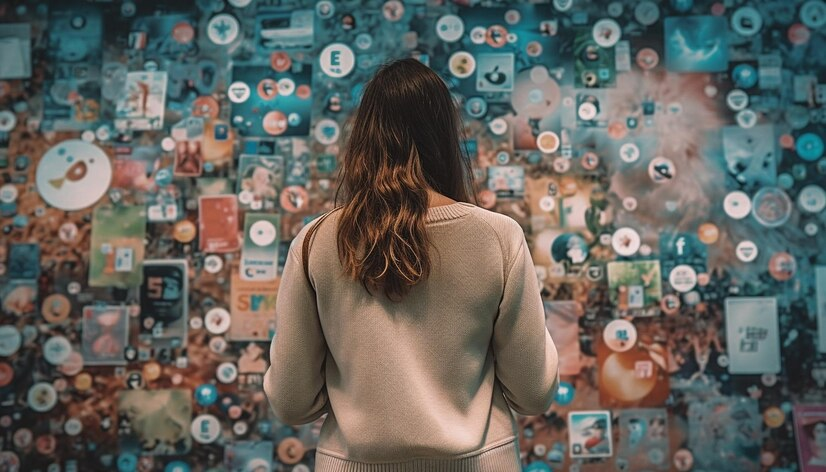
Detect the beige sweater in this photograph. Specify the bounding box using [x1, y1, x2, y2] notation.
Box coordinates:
[263, 201, 560, 471]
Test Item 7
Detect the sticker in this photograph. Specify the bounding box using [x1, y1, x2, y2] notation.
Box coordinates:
[661, 294, 680, 315]
[476, 53, 514, 92]
[611, 227, 641, 256]
[173, 220, 197, 243]
[89, 205, 147, 288]
[607, 261, 662, 316]
[27, 382, 57, 412]
[203, 254, 224, 274]
[798, 184, 826, 213]
[241, 213, 280, 281]
[449, 51, 475, 79]
[228, 81, 251, 103]
[191, 414, 221, 444]
[118, 389, 192, 455]
[592, 19, 621, 48]
[198, 195, 240, 253]
[207, 14, 240, 45]
[81, 305, 129, 366]
[617, 409, 669, 470]
[723, 191, 752, 219]
[319, 43, 355, 78]
[726, 89, 749, 111]
[314, 118, 340, 145]
[35, 140, 112, 211]
[603, 319, 637, 352]
[725, 297, 781, 374]
[0, 362, 13, 388]
[279, 185, 309, 213]
[752, 187, 792, 228]
[236, 154, 284, 211]
[115, 71, 167, 131]
[619, 142, 640, 163]
[0, 110, 16, 132]
[648, 157, 675, 183]
[731, 7, 763, 36]
[43, 335, 72, 365]
[669, 265, 697, 293]
[435, 14, 464, 42]
[800, 0, 826, 29]
[229, 267, 277, 341]
[216, 362, 238, 383]
[0, 326, 22, 356]
[634, 1, 660, 26]
[140, 260, 188, 348]
[768, 251, 796, 281]
[568, 411, 613, 458]
[735, 240, 759, 262]
[536, 131, 560, 154]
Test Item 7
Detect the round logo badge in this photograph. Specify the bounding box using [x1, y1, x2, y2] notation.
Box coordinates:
[800, 0, 826, 29]
[314, 118, 341, 145]
[190, 414, 221, 444]
[798, 184, 826, 213]
[41, 294, 72, 324]
[796, 132, 824, 161]
[204, 307, 231, 335]
[731, 6, 763, 36]
[249, 220, 277, 247]
[280, 185, 309, 213]
[726, 89, 749, 111]
[723, 191, 752, 219]
[619, 142, 640, 163]
[636, 47, 659, 70]
[448, 51, 475, 79]
[752, 187, 792, 228]
[28, 382, 58, 412]
[634, 1, 660, 26]
[648, 157, 675, 183]
[203, 254, 224, 274]
[0, 362, 13, 388]
[228, 81, 251, 103]
[536, 131, 560, 154]
[669, 265, 697, 293]
[0, 326, 22, 356]
[257, 78, 278, 100]
[0, 110, 16, 132]
[768, 251, 796, 281]
[36, 140, 112, 211]
[735, 240, 759, 262]
[592, 19, 621, 48]
[216, 362, 238, 383]
[611, 227, 641, 256]
[436, 14, 464, 42]
[550, 233, 589, 265]
[661, 294, 680, 315]
[320, 43, 355, 78]
[43, 336, 72, 365]
[603, 319, 637, 352]
[207, 14, 240, 45]
[262, 110, 288, 136]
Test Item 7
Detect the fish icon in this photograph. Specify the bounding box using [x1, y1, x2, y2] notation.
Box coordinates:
[49, 160, 88, 189]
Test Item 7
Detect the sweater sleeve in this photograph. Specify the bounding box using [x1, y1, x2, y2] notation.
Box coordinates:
[263, 241, 329, 426]
[491, 228, 560, 416]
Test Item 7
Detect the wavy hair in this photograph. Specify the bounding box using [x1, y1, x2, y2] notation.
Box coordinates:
[310, 58, 478, 302]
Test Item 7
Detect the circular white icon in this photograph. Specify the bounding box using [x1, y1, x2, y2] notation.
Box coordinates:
[0, 326, 21, 356]
[203, 255, 224, 274]
[191, 414, 222, 444]
[619, 142, 640, 163]
[278, 78, 295, 96]
[43, 336, 72, 365]
[669, 265, 697, 293]
[228, 81, 251, 103]
[797, 184, 826, 213]
[228, 0, 252, 7]
[603, 319, 637, 353]
[28, 382, 58, 412]
[578, 102, 597, 121]
[36, 140, 112, 211]
[634, 1, 660, 25]
[320, 43, 355, 78]
[0, 110, 16, 132]
[536, 131, 560, 154]
[249, 220, 277, 247]
[448, 51, 476, 79]
[801, 0, 826, 29]
[0, 184, 17, 203]
[539, 195, 556, 212]
[723, 191, 752, 219]
[435, 14, 464, 42]
[216, 362, 238, 383]
[204, 307, 231, 334]
[735, 240, 759, 262]
[592, 19, 621, 48]
[488, 117, 508, 135]
[726, 89, 749, 111]
[648, 157, 676, 183]
[314, 118, 341, 145]
[731, 6, 763, 36]
[611, 227, 641, 256]
[207, 14, 240, 45]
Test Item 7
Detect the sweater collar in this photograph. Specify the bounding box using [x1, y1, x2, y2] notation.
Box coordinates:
[425, 202, 472, 223]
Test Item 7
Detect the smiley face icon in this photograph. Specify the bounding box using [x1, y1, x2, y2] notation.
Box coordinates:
[35, 139, 112, 211]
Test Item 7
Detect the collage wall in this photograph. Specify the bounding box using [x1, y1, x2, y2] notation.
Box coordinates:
[1, 0, 826, 471]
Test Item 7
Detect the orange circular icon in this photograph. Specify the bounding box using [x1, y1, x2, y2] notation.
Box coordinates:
[263, 110, 288, 135]
[270, 52, 292, 72]
[296, 84, 311, 100]
[172, 22, 195, 44]
[173, 220, 197, 243]
[192, 96, 220, 119]
[485, 25, 508, 48]
[697, 223, 719, 245]
[257, 79, 278, 100]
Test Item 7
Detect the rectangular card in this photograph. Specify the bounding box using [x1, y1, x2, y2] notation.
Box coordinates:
[115, 71, 168, 131]
[117, 389, 192, 455]
[793, 404, 826, 471]
[544, 301, 582, 376]
[172, 116, 205, 177]
[487, 165, 525, 198]
[568, 410, 613, 458]
[81, 305, 129, 366]
[88, 205, 147, 288]
[617, 408, 669, 470]
[140, 260, 188, 349]
[146, 185, 183, 223]
[198, 195, 240, 253]
[722, 124, 777, 187]
[224, 441, 273, 472]
[725, 297, 781, 374]
[688, 396, 760, 471]
[240, 213, 280, 282]
[607, 261, 662, 317]
[7, 243, 39, 279]
[229, 267, 278, 341]
[236, 154, 284, 211]
[817, 266, 826, 353]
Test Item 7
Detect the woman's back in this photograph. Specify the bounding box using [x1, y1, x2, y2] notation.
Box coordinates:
[264, 201, 560, 471]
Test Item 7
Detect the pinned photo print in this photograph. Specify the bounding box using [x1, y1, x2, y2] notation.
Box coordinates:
[568, 410, 613, 458]
[794, 404, 826, 471]
[664, 16, 729, 72]
[117, 389, 192, 455]
[81, 305, 129, 366]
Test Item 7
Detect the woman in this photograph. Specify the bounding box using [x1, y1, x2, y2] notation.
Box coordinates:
[263, 58, 560, 471]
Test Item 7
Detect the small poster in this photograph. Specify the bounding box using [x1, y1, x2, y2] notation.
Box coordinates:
[794, 404, 826, 470]
[198, 195, 241, 253]
[115, 71, 168, 131]
[89, 205, 147, 288]
[81, 305, 129, 366]
[568, 410, 612, 458]
[140, 260, 188, 348]
[229, 266, 278, 341]
[724, 297, 781, 375]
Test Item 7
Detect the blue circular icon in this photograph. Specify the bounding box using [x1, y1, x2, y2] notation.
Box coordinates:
[155, 167, 173, 186]
[796, 133, 824, 161]
[117, 453, 137, 472]
[554, 381, 575, 405]
[732, 64, 757, 89]
[195, 384, 218, 406]
[165, 461, 190, 472]
[524, 461, 552, 472]
[551, 233, 589, 265]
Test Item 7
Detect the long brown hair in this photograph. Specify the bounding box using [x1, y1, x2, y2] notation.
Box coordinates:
[303, 58, 478, 302]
